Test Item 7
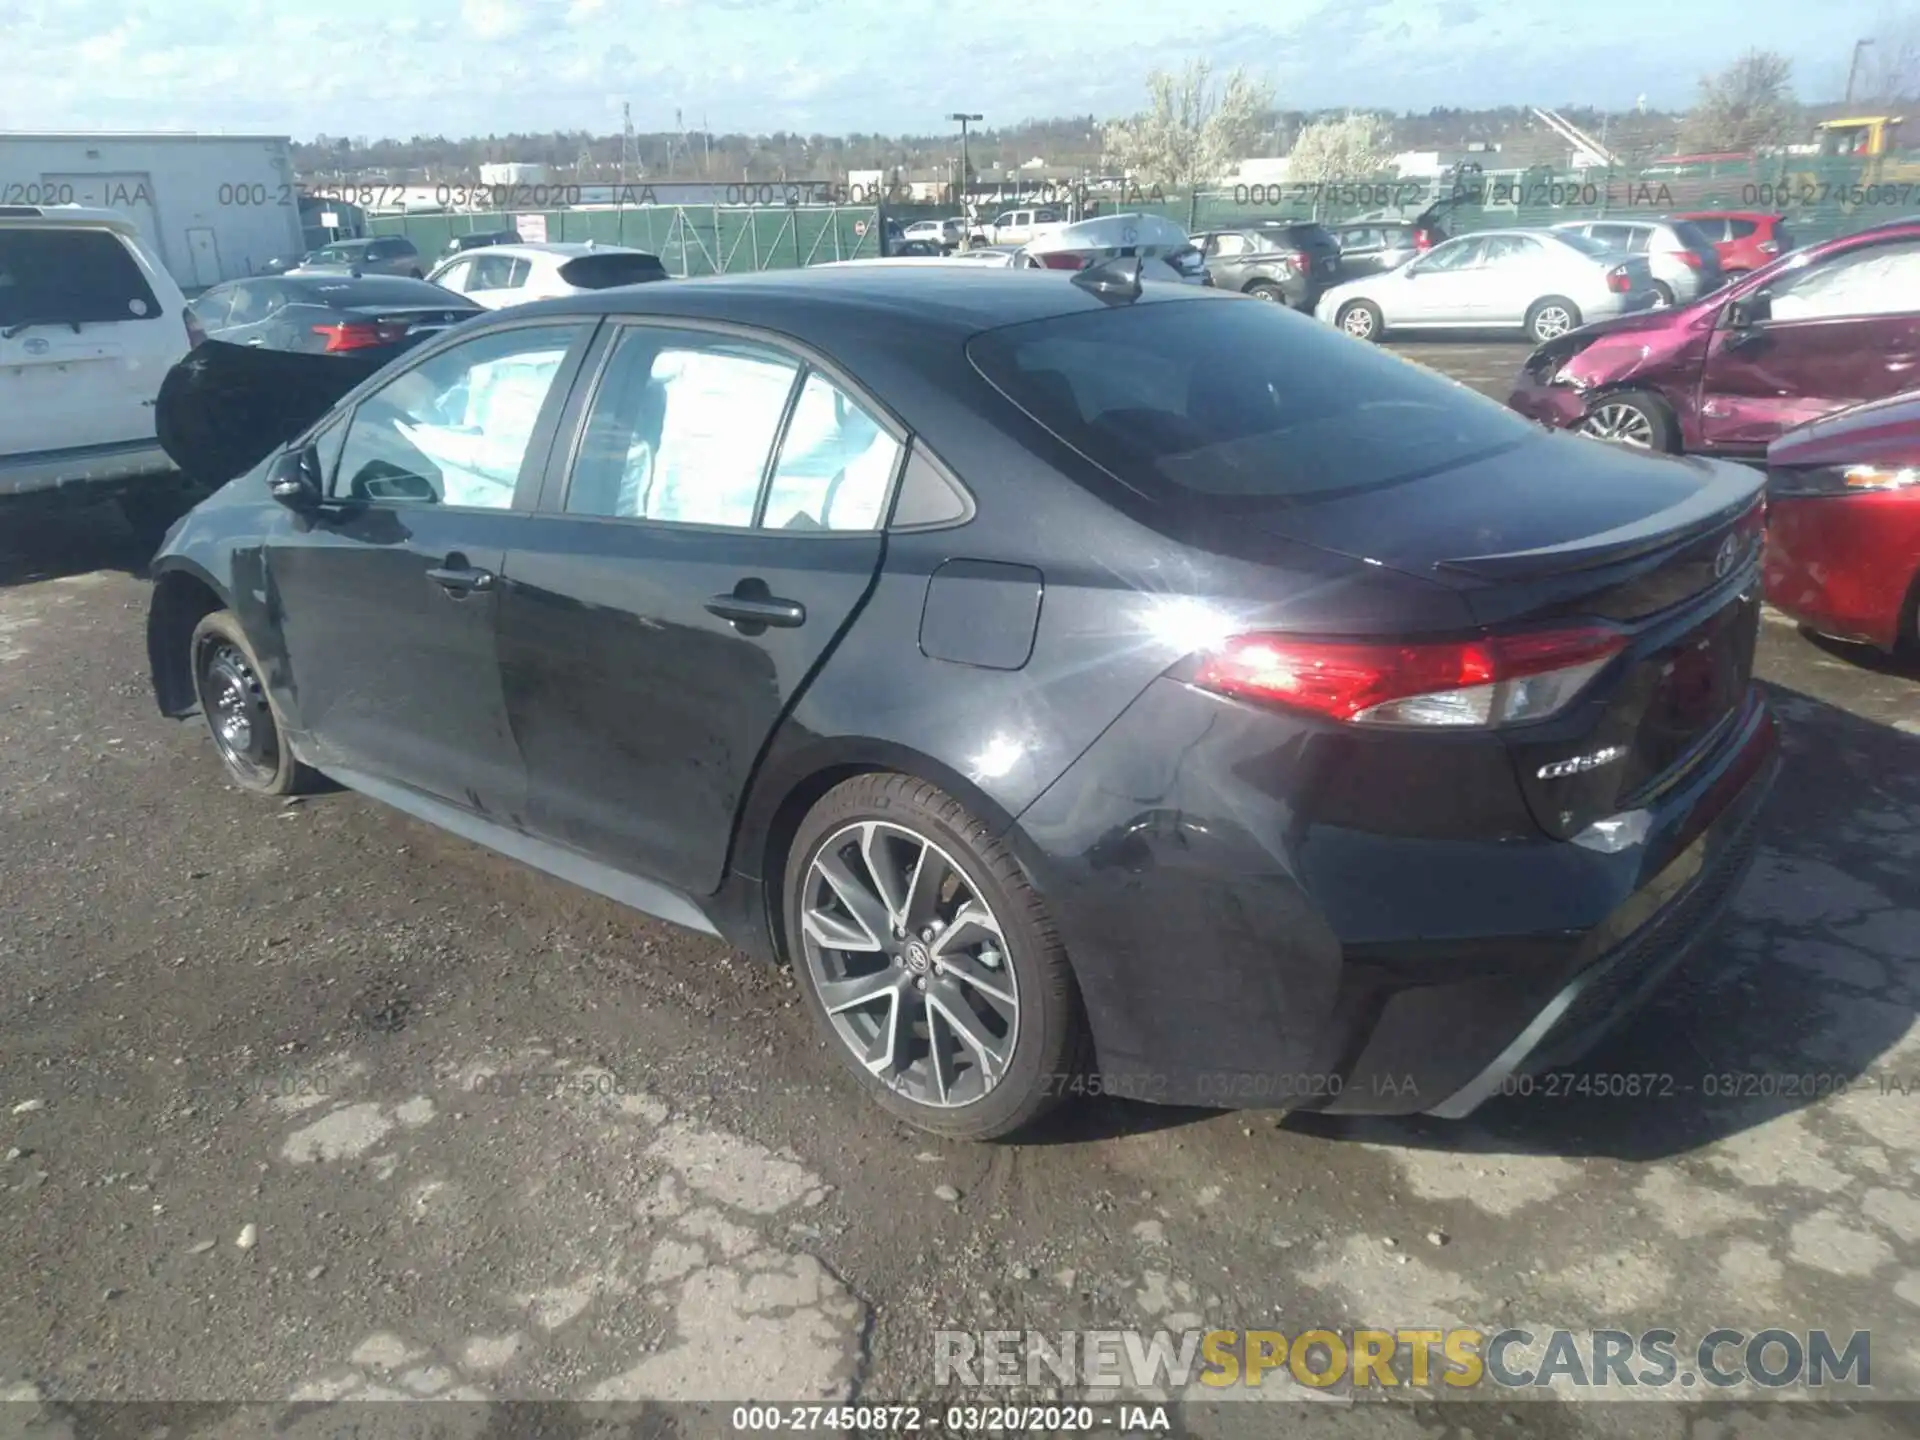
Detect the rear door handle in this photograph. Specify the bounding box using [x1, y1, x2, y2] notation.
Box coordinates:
[706, 592, 805, 629]
[427, 564, 494, 594]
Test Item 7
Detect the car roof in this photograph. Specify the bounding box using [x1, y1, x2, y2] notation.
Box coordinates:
[497, 262, 1222, 335]
[0, 204, 141, 234]
[443, 242, 649, 262]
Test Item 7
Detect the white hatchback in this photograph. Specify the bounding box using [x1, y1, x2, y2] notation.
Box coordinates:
[424, 242, 668, 309]
[0, 204, 196, 540]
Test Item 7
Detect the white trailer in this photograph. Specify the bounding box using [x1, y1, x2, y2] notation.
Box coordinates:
[0, 132, 305, 289]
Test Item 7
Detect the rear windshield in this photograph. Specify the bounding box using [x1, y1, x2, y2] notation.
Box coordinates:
[1553, 231, 1611, 258]
[0, 227, 163, 329]
[1262, 224, 1337, 250]
[557, 253, 668, 288]
[968, 296, 1538, 506]
[282, 275, 465, 306]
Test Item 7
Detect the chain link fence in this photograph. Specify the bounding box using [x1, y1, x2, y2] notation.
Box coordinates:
[368, 203, 888, 275]
[365, 153, 1916, 274]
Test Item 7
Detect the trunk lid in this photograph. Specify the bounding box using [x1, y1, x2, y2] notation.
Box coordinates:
[341, 302, 478, 348]
[1231, 435, 1767, 837]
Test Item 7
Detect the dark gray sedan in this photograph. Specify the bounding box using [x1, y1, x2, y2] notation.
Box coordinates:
[185, 274, 481, 356]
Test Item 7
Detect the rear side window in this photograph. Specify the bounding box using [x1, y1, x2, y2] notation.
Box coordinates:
[557, 253, 669, 289]
[0, 227, 162, 328]
[967, 298, 1538, 507]
[1725, 218, 1758, 238]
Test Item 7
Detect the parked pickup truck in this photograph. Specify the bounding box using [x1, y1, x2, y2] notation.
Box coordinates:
[974, 206, 1070, 247]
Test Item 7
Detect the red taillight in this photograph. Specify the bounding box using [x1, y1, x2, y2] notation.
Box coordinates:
[1289, 251, 1311, 271]
[1665, 249, 1703, 269]
[1413, 229, 1434, 250]
[1194, 627, 1627, 729]
[312, 320, 409, 352]
[1606, 267, 1632, 294]
[1037, 252, 1086, 270]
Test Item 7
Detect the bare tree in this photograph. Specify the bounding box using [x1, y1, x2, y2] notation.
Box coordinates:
[1286, 113, 1390, 184]
[1102, 61, 1274, 191]
[1679, 50, 1801, 153]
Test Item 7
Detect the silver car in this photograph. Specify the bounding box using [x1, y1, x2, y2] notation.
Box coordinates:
[1550, 218, 1726, 306]
[288, 235, 426, 279]
[1312, 228, 1661, 344]
[901, 218, 966, 250]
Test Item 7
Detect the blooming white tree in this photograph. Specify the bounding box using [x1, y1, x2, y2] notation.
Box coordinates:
[1285, 113, 1390, 185]
[1102, 61, 1274, 191]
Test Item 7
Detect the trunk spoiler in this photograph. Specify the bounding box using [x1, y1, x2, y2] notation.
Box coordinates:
[1434, 462, 1764, 580]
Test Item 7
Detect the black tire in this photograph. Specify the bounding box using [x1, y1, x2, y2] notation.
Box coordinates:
[1577, 389, 1679, 452]
[1650, 280, 1676, 308]
[1525, 296, 1582, 344]
[783, 772, 1087, 1141]
[1335, 299, 1384, 341]
[189, 610, 319, 796]
[1245, 281, 1288, 305]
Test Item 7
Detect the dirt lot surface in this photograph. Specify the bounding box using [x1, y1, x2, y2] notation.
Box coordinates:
[2, 339, 1916, 1438]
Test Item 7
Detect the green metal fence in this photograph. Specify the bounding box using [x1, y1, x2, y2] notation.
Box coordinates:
[365, 154, 1916, 273]
[369, 204, 887, 274]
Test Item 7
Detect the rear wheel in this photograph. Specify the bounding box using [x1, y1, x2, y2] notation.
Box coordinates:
[1650, 280, 1676, 308]
[1526, 296, 1581, 343]
[1578, 390, 1677, 452]
[1245, 281, 1288, 305]
[1336, 299, 1384, 341]
[784, 773, 1086, 1141]
[189, 611, 318, 796]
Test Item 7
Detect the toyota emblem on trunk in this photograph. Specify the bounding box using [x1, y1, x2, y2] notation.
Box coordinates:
[1713, 534, 1740, 578]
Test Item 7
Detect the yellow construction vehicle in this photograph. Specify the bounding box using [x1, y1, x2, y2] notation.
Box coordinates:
[1815, 116, 1905, 158]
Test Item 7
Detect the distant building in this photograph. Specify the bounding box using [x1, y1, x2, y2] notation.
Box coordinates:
[478, 162, 548, 185]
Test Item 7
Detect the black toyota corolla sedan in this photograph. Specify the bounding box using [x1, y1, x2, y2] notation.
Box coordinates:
[145, 262, 1777, 1140]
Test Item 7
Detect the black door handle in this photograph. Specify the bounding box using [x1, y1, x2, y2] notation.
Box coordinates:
[706, 591, 805, 629]
[427, 565, 494, 594]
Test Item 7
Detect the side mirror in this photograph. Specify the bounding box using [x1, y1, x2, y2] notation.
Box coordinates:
[268, 445, 323, 511]
[1727, 291, 1770, 329]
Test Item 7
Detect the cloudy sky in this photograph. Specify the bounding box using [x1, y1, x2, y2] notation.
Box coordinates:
[2, 0, 1902, 139]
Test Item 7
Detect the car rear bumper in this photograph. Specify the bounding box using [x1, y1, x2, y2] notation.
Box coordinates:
[0, 439, 181, 502]
[1763, 491, 1920, 651]
[1014, 678, 1777, 1117]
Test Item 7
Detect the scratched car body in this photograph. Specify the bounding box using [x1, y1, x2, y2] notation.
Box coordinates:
[146, 263, 1776, 1140]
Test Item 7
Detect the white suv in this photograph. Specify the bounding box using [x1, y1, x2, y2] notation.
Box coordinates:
[1, 205, 196, 543]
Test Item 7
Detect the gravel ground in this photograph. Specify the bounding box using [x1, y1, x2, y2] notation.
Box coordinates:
[1, 340, 1917, 1438]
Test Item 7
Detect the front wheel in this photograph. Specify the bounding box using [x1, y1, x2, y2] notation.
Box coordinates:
[1336, 299, 1384, 341]
[1526, 296, 1581, 344]
[1577, 389, 1678, 452]
[189, 610, 319, 796]
[784, 773, 1086, 1140]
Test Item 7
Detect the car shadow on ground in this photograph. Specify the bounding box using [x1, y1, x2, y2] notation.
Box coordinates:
[1798, 628, 1920, 683]
[1289, 682, 1920, 1163]
[0, 503, 164, 588]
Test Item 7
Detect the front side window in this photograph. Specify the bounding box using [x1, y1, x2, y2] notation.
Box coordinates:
[433, 259, 473, 292]
[564, 327, 799, 526]
[467, 254, 519, 292]
[330, 323, 582, 507]
[1767, 239, 1920, 322]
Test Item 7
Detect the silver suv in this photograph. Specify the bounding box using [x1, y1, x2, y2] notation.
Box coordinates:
[0, 205, 196, 545]
[1551, 217, 1726, 306]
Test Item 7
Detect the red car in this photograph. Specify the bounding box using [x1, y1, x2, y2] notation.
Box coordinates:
[1509, 220, 1920, 457]
[1675, 211, 1794, 275]
[1765, 390, 1920, 653]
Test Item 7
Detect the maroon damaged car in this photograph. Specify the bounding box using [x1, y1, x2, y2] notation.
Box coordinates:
[1509, 221, 1920, 456]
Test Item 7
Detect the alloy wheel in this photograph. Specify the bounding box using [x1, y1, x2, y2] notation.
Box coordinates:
[199, 640, 280, 782]
[1533, 305, 1574, 340]
[1580, 402, 1656, 448]
[1341, 305, 1375, 338]
[798, 821, 1019, 1109]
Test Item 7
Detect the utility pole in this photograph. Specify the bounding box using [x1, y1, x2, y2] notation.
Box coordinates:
[950, 112, 982, 249]
[1846, 38, 1874, 105]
